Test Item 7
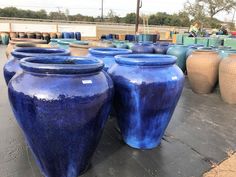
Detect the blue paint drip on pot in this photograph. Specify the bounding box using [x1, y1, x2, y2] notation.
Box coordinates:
[8, 56, 113, 177]
[108, 54, 184, 149]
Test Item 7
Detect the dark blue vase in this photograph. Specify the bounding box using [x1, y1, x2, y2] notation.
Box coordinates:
[153, 42, 172, 54]
[8, 56, 113, 177]
[167, 45, 188, 72]
[108, 54, 184, 149]
[88, 48, 132, 71]
[131, 42, 154, 54]
[3, 47, 70, 85]
[75, 32, 81, 40]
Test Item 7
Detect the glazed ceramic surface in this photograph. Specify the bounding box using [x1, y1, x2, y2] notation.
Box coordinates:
[3, 47, 70, 84]
[88, 48, 132, 71]
[219, 54, 236, 104]
[108, 54, 184, 149]
[167, 45, 188, 72]
[8, 56, 113, 177]
[187, 50, 221, 94]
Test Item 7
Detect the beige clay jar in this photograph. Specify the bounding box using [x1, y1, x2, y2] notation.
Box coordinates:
[6, 38, 47, 58]
[219, 54, 236, 104]
[187, 50, 221, 94]
[69, 43, 95, 56]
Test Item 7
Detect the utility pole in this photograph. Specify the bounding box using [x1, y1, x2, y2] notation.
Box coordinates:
[135, 0, 142, 34]
[101, 0, 104, 22]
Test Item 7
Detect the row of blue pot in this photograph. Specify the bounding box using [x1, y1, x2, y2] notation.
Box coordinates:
[4, 47, 184, 177]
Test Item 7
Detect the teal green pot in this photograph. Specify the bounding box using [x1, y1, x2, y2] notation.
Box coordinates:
[1, 32, 10, 45]
[183, 37, 196, 45]
[224, 38, 236, 49]
[176, 34, 183, 44]
[209, 37, 222, 47]
[219, 49, 236, 59]
[49, 39, 59, 47]
[57, 39, 77, 49]
[167, 45, 188, 72]
[126, 42, 134, 49]
[196, 37, 209, 47]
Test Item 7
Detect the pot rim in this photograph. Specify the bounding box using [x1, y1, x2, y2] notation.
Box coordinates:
[11, 47, 70, 59]
[193, 49, 218, 54]
[20, 56, 104, 74]
[89, 47, 132, 56]
[115, 54, 177, 66]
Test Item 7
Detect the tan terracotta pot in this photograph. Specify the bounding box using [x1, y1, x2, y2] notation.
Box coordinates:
[9, 32, 18, 39]
[50, 33, 57, 39]
[187, 50, 221, 94]
[6, 38, 47, 58]
[89, 41, 113, 47]
[219, 54, 236, 104]
[69, 43, 94, 56]
[56, 32, 62, 38]
[19, 32, 26, 38]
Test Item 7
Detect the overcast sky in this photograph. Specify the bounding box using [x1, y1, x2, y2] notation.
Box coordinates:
[0, 0, 235, 22]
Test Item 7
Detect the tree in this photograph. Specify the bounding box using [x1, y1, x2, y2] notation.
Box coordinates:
[198, 0, 236, 18]
[184, 0, 206, 21]
[122, 13, 137, 24]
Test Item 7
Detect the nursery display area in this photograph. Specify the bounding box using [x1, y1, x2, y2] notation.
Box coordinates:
[0, 29, 236, 177]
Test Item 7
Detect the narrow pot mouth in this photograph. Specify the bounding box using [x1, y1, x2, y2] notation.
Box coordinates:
[11, 47, 70, 59]
[20, 56, 104, 74]
[89, 47, 132, 56]
[115, 54, 176, 66]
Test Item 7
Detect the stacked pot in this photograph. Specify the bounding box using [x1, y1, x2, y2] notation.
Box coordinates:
[4, 44, 185, 177]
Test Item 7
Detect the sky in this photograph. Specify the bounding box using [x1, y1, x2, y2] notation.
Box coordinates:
[0, 0, 235, 22]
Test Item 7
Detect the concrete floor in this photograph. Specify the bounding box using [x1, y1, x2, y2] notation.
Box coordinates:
[0, 45, 236, 177]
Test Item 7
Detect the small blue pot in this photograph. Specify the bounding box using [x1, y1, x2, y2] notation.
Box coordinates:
[131, 42, 154, 54]
[88, 48, 132, 71]
[3, 47, 70, 84]
[153, 42, 172, 54]
[8, 56, 113, 177]
[108, 54, 184, 149]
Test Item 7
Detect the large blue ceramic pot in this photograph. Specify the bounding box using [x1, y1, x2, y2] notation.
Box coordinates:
[108, 54, 184, 149]
[88, 48, 132, 71]
[131, 42, 154, 54]
[3, 47, 70, 85]
[153, 42, 172, 54]
[8, 56, 113, 177]
[167, 45, 188, 72]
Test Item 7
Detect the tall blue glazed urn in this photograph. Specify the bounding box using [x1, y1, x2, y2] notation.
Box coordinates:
[3, 47, 70, 85]
[8, 56, 113, 177]
[108, 54, 184, 149]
